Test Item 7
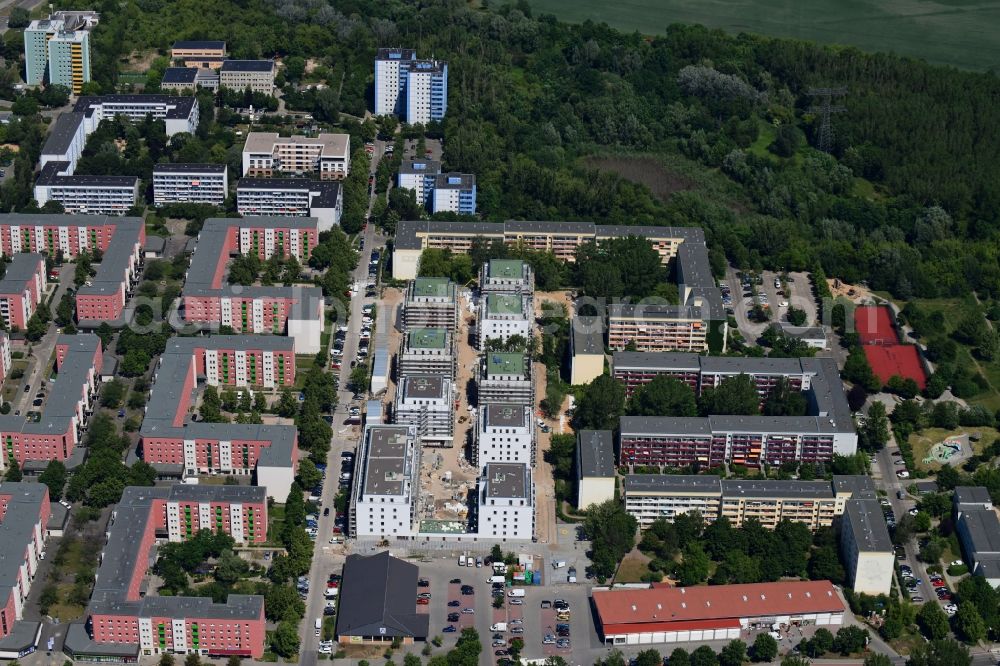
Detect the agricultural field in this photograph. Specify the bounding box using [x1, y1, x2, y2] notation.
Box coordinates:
[525, 0, 1000, 71]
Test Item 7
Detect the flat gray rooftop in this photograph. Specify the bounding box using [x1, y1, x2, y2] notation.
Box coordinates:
[577, 430, 615, 479]
[485, 404, 527, 429]
[572, 316, 604, 356]
[483, 462, 529, 499]
[401, 375, 446, 400]
[0, 253, 42, 295]
[624, 474, 722, 495]
[845, 499, 893, 552]
[361, 426, 414, 497]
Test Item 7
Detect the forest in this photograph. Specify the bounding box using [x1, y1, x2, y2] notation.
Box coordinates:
[32, 0, 1000, 305]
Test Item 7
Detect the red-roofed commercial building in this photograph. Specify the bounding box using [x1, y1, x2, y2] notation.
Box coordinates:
[592, 581, 845, 646]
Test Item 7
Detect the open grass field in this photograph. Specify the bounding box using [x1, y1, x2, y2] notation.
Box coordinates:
[524, 0, 1000, 71]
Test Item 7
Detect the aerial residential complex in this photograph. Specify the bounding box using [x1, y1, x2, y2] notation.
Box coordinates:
[954, 486, 1000, 587]
[180, 217, 324, 353]
[430, 173, 476, 215]
[350, 424, 421, 538]
[576, 430, 616, 510]
[63, 485, 267, 661]
[480, 259, 534, 294]
[475, 403, 534, 467]
[840, 498, 895, 596]
[37, 96, 200, 214]
[23, 12, 99, 92]
[0, 214, 145, 323]
[219, 60, 275, 94]
[396, 328, 455, 379]
[476, 462, 534, 540]
[477, 292, 532, 348]
[614, 356, 855, 468]
[477, 352, 534, 407]
[392, 219, 708, 279]
[0, 484, 51, 644]
[34, 164, 139, 215]
[0, 253, 45, 331]
[139, 336, 299, 499]
[374, 48, 448, 123]
[570, 315, 605, 385]
[392, 375, 454, 445]
[241, 132, 350, 180]
[613, 352, 828, 399]
[402, 277, 458, 331]
[396, 159, 441, 206]
[0, 334, 101, 467]
[153, 164, 229, 206]
[236, 178, 342, 230]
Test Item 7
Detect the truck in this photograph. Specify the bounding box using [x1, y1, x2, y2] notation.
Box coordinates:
[490, 623, 508, 632]
[552, 560, 566, 569]
[507, 588, 525, 598]
[489, 575, 506, 584]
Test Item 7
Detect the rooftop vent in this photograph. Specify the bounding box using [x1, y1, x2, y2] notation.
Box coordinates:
[631, 605, 636, 612]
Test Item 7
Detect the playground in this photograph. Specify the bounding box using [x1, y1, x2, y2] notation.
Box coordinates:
[910, 427, 998, 470]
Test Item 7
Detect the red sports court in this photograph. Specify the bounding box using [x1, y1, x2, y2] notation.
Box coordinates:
[864, 344, 927, 389]
[855, 305, 897, 346]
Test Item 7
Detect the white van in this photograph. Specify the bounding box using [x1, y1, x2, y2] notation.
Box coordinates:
[314, 618, 321, 636]
[458, 554, 467, 567]
[552, 560, 566, 569]
[490, 623, 508, 632]
[507, 588, 525, 598]
[489, 575, 505, 584]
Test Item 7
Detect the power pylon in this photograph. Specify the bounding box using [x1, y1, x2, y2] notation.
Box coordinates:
[807, 87, 847, 152]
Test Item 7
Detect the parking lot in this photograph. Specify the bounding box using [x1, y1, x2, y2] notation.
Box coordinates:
[726, 268, 820, 344]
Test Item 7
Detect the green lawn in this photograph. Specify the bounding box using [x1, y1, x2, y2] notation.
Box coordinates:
[524, 0, 1000, 71]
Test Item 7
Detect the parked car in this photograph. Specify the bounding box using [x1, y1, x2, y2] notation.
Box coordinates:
[443, 625, 457, 633]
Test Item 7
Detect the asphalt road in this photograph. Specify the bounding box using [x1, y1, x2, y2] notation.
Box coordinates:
[298, 143, 386, 666]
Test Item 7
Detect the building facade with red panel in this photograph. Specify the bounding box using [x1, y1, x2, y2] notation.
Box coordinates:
[0, 253, 45, 331]
[0, 483, 50, 641]
[0, 213, 146, 324]
[592, 580, 845, 646]
[0, 334, 101, 467]
[139, 336, 298, 500]
[65, 485, 267, 661]
[617, 357, 856, 469]
[182, 217, 324, 354]
[612, 352, 815, 399]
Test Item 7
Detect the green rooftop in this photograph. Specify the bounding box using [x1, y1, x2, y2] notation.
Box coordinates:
[408, 328, 447, 349]
[487, 293, 524, 315]
[489, 259, 524, 279]
[486, 352, 526, 377]
[411, 277, 452, 299]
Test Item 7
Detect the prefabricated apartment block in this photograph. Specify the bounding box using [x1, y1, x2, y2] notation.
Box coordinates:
[396, 327, 455, 379]
[236, 178, 342, 231]
[392, 375, 454, 446]
[139, 336, 299, 500]
[153, 164, 228, 206]
[63, 485, 267, 661]
[614, 356, 855, 468]
[181, 217, 324, 353]
[476, 462, 534, 540]
[241, 132, 350, 180]
[403, 277, 458, 331]
[0, 253, 45, 331]
[475, 403, 534, 467]
[350, 424, 421, 538]
[477, 292, 532, 349]
[0, 213, 145, 323]
[477, 352, 533, 407]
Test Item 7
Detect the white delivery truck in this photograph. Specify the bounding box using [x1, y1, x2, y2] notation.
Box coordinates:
[507, 588, 525, 598]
